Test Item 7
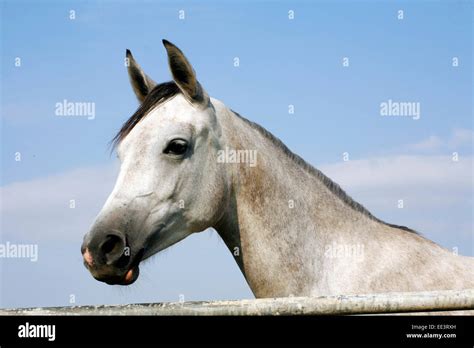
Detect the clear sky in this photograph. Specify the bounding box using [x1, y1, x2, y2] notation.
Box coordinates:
[0, 0, 472, 308]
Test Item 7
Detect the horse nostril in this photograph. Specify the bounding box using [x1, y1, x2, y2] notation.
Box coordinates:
[99, 233, 126, 264]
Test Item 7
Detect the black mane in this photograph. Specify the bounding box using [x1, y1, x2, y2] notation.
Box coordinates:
[112, 81, 181, 148]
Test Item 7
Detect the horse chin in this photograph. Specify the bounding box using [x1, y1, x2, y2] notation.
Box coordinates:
[95, 264, 140, 286]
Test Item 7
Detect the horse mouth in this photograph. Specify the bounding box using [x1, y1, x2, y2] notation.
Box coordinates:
[106, 265, 140, 285]
[100, 247, 145, 286]
[124, 266, 139, 284]
[120, 247, 145, 285]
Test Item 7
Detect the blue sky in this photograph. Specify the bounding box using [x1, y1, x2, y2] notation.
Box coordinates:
[0, 0, 472, 308]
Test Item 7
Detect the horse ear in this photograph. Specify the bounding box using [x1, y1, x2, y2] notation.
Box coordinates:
[162, 39, 208, 105]
[126, 49, 157, 103]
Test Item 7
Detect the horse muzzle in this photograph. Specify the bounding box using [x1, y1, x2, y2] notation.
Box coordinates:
[81, 229, 144, 285]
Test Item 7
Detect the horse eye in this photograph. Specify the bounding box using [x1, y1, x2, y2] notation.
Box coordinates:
[164, 139, 188, 156]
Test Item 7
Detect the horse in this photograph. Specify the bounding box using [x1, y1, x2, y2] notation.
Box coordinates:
[81, 39, 474, 298]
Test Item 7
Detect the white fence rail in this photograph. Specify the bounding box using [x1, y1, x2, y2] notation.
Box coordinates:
[1, 289, 473, 316]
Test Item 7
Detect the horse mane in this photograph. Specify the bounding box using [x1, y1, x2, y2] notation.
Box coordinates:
[232, 111, 417, 234]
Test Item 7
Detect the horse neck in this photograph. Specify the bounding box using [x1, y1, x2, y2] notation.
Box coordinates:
[212, 102, 377, 297]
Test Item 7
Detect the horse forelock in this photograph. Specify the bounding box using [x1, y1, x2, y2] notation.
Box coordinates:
[112, 81, 181, 149]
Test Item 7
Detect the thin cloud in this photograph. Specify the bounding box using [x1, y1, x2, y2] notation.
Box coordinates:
[1, 162, 118, 242]
[405, 128, 473, 153]
[320, 155, 471, 192]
